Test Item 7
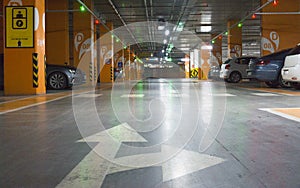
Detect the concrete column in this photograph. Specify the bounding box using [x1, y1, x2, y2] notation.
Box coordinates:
[73, 0, 95, 85]
[227, 20, 242, 58]
[211, 34, 222, 65]
[3, 0, 46, 95]
[99, 22, 114, 83]
[200, 45, 210, 80]
[45, 0, 69, 66]
[261, 0, 300, 55]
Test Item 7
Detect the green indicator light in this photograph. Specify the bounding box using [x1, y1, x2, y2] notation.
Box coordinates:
[238, 23, 242, 27]
[225, 31, 228, 35]
[212, 40, 215, 44]
[116, 38, 120, 42]
[80, 5, 85, 12]
[179, 22, 183, 26]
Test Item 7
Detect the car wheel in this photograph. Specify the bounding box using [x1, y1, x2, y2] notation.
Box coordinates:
[291, 82, 300, 90]
[48, 72, 68, 90]
[265, 81, 279, 88]
[278, 75, 291, 88]
[229, 72, 241, 83]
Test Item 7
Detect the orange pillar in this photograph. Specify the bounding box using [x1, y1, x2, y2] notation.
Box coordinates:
[227, 20, 242, 58]
[200, 45, 211, 80]
[0, 0, 3, 54]
[73, 0, 95, 85]
[212, 34, 223, 65]
[261, 0, 300, 56]
[99, 22, 114, 83]
[4, 0, 46, 95]
[45, 0, 69, 66]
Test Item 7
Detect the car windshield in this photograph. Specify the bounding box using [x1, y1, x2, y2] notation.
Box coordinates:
[287, 45, 300, 56]
[223, 59, 231, 64]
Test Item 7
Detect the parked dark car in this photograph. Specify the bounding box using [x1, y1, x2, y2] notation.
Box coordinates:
[247, 48, 293, 88]
[0, 54, 86, 90]
[46, 64, 86, 90]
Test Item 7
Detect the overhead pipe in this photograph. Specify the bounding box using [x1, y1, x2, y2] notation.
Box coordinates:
[107, 0, 142, 52]
[211, 0, 275, 42]
[144, 0, 154, 51]
[255, 12, 300, 15]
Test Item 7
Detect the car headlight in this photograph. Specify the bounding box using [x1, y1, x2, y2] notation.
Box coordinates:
[69, 69, 76, 74]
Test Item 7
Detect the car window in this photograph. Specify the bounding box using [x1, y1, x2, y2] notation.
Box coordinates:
[240, 58, 249, 65]
[223, 59, 231, 64]
[287, 45, 300, 56]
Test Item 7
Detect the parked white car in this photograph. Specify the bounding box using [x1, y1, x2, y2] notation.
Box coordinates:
[281, 44, 300, 89]
[219, 56, 257, 83]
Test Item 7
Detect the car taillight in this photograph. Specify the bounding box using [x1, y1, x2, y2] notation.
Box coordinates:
[257, 60, 270, 66]
[225, 64, 230, 69]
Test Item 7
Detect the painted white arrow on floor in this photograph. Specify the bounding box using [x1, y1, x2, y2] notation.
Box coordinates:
[109, 145, 225, 182]
[56, 123, 147, 188]
[56, 123, 225, 187]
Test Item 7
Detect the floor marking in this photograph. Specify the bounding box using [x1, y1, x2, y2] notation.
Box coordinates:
[0, 90, 92, 115]
[57, 123, 225, 187]
[161, 94, 188, 98]
[259, 108, 300, 123]
[111, 145, 225, 182]
[209, 93, 236, 97]
[75, 94, 103, 98]
[57, 123, 147, 188]
[121, 94, 145, 98]
[252, 93, 280, 97]
[242, 87, 300, 96]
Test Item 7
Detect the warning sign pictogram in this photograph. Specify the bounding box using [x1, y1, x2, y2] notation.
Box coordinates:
[5, 6, 34, 48]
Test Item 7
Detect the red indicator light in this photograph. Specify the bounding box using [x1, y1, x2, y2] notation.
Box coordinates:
[273, 0, 279, 6]
[95, 19, 100, 25]
[252, 14, 256, 19]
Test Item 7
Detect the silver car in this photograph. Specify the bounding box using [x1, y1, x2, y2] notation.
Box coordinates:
[220, 56, 257, 83]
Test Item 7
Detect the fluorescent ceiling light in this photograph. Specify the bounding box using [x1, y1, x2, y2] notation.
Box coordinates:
[165, 30, 170, 36]
[201, 45, 213, 50]
[200, 26, 212, 32]
[158, 25, 165, 30]
[181, 58, 190, 61]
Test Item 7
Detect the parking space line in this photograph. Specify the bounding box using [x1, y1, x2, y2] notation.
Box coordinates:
[243, 87, 300, 96]
[259, 108, 300, 123]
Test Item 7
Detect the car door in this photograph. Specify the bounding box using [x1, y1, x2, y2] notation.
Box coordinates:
[239, 58, 252, 78]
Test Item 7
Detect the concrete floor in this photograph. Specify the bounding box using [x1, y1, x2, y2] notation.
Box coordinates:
[0, 79, 300, 188]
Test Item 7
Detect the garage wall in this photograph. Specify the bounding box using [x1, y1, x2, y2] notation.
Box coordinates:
[261, 0, 300, 55]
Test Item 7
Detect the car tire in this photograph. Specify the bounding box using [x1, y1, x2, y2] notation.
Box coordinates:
[229, 72, 241, 83]
[48, 72, 68, 90]
[265, 81, 279, 88]
[291, 82, 300, 90]
[278, 75, 291, 88]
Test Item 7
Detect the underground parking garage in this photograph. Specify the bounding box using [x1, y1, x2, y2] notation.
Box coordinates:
[0, 0, 300, 187]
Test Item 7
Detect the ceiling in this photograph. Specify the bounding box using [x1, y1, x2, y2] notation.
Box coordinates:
[93, 0, 263, 60]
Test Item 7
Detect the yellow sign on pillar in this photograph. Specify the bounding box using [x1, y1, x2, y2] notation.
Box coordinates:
[5, 6, 34, 48]
[4, 0, 46, 95]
